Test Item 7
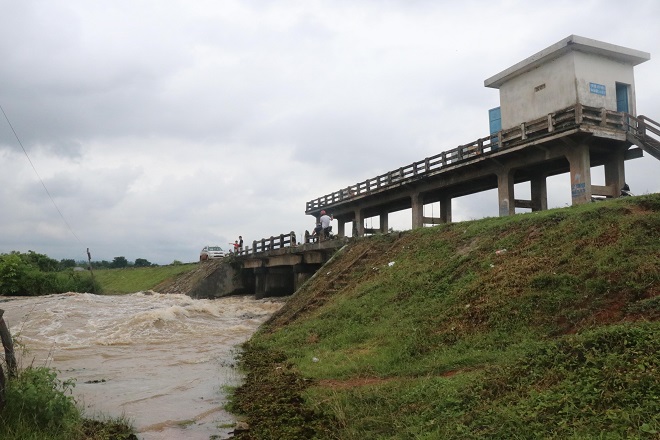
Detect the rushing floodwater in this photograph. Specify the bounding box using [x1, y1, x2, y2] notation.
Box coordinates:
[1, 292, 284, 440]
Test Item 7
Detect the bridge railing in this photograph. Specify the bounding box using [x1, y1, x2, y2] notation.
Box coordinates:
[306, 104, 633, 213]
[626, 113, 660, 140]
[305, 134, 499, 211]
[303, 229, 325, 244]
[234, 231, 297, 257]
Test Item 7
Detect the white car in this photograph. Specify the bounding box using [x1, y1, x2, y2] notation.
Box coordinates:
[200, 246, 225, 261]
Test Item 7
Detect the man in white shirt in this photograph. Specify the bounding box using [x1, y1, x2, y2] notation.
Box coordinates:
[319, 210, 333, 240]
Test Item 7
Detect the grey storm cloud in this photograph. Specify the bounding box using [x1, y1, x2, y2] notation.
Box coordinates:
[1, 0, 659, 264]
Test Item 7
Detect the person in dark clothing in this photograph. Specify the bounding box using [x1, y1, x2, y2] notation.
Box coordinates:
[313, 222, 323, 237]
[621, 183, 633, 197]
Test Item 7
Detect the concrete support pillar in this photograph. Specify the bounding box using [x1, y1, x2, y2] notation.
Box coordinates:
[336, 217, 346, 238]
[604, 147, 626, 197]
[530, 175, 548, 211]
[253, 267, 268, 299]
[354, 209, 364, 237]
[261, 267, 294, 298]
[379, 212, 389, 233]
[440, 195, 452, 223]
[497, 169, 516, 216]
[565, 144, 592, 205]
[411, 192, 424, 229]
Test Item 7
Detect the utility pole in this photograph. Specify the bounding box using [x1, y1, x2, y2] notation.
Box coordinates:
[87, 248, 96, 294]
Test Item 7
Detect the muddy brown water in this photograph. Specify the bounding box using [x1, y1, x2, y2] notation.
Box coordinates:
[2, 292, 284, 440]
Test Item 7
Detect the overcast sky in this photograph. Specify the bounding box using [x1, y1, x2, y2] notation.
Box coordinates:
[1, 0, 659, 265]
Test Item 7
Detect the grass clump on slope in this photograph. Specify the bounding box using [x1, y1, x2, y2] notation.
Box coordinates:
[0, 366, 136, 440]
[229, 194, 659, 439]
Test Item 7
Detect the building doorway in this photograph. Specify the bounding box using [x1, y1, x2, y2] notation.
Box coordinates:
[616, 82, 630, 113]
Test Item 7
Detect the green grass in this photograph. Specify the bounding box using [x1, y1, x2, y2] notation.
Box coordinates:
[229, 194, 660, 439]
[0, 366, 136, 440]
[83, 263, 199, 294]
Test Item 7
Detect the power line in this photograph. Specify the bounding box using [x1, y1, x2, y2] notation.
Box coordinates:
[0, 103, 84, 246]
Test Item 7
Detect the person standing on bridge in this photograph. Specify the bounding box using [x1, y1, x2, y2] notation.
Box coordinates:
[312, 222, 322, 237]
[319, 210, 333, 240]
[238, 236, 244, 250]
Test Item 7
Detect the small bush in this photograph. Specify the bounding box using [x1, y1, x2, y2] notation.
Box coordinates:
[1, 367, 78, 431]
[625, 296, 660, 319]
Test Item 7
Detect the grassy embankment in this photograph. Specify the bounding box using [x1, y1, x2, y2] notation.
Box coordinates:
[83, 262, 200, 294]
[229, 194, 660, 439]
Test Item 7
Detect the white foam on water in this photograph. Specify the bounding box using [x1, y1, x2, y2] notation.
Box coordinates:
[2, 293, 284, 439]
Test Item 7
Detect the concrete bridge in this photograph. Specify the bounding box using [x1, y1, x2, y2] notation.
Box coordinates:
[191, 36, 658, 300]
[304, 36, 658, 237]
[190, 108, 659, 300]
[190, 237, 345, 299]
[305, 107, 660, 237]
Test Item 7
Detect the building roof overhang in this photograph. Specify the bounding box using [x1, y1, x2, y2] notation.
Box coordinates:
[484, 35, 651, 89]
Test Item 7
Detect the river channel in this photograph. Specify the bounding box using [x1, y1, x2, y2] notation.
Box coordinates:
[1, 292, 284, 440]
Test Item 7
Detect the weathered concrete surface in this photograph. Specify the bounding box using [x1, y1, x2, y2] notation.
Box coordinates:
[187, 261, 251, 299]
[484, 35, 649, 130]
[158, 240, 346, 299]
[309, 126, 640, 233]
[153, 260, 226, 296]
[242, 240, 346, 299]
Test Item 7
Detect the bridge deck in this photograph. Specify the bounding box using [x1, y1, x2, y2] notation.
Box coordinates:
[305, 105, 654, 221]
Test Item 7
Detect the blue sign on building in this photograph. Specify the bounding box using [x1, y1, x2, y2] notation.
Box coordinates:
[589, 82, 606, 96]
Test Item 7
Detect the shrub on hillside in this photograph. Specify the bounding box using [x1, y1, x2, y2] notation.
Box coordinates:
[0, 253, 100, 296]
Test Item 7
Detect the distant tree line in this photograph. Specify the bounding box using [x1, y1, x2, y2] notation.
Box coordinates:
[0, 251, 98, 296]
[76, 256, 154, 269]
[0, 251, 155, 296]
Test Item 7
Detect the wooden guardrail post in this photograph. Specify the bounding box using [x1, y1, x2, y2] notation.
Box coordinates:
[639, 117, 646, 137]
[0, 309, 18, 412]
[0, 354, 5, 411]
[0, 310, 17, 379]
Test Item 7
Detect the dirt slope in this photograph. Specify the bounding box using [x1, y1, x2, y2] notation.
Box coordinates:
[153, 260, 224, 294]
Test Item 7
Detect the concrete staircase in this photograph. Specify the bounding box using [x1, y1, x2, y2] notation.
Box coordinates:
[627, 115, 660, 161]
